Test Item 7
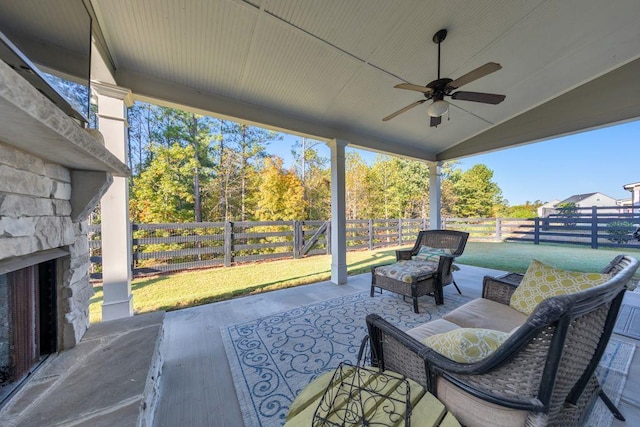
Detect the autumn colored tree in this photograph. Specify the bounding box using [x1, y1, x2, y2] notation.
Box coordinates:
[291, 138, 330, 219]
[255, 157, 305, 221]
[345, 152, 370, 219]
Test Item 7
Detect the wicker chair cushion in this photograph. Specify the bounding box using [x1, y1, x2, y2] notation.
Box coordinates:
[437, 377, 529, 427]
[510, 259, 611, 315]
[423, 328, 510, 363]
[406, 319, 461, 341]
[443, 298, 528, 333]
[374, 260, 438, 283]
[412, 245, 452, 261]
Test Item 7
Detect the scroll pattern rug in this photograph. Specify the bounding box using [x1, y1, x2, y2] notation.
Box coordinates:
[221, 290, 472, 427]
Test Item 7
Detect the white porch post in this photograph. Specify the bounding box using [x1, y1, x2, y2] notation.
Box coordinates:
[428, 161, 442, 230]
[93, 82, 134, 321]
[329, 139, 348, 285]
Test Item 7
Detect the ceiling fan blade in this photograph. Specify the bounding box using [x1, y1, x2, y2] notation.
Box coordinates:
[394, 82, 433, 94]
[451, 91, 506, 105]
[430, 116, 442, 127]
[382, 100, 427, 121]
[448, 62, 502, 89]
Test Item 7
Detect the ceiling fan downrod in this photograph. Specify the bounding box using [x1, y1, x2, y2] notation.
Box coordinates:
[433, 29, 447, 80]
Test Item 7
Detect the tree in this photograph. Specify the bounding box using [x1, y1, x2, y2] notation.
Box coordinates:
[440, 162, 461, 217]
[392, 159, 430, 218]
[234, 124, 280, 220]
[128, 102, 156, 175]
[128, 104, 213, 222]
[367, 155, 398, 218]
[504, 200, 544, 218]
[204, 119, 237, 221]
[291, 138, 330, 219]
[130, 144, 199, 223]
[345, 152, 370, 219]
[365, 156, 432, 219]
[255, 157, 305, 221]
[201, 120, 278, 221]
[452, 164, 503, 217]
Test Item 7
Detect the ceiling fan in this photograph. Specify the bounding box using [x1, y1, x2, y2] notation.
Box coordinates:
[383, 29, 506, 127]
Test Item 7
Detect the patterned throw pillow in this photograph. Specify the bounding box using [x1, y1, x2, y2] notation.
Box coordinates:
[413, 245, 452, 262]
[423, 328, 510, 363]
[509, 259, 611, 315]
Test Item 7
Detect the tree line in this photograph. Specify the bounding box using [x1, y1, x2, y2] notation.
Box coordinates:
[125, 102, 542, 224]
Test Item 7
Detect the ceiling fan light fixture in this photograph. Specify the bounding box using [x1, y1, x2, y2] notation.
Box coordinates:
[427, 99, 449, 117]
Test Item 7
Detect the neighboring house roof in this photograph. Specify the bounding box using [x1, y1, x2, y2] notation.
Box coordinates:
[558, 193, 598, 205]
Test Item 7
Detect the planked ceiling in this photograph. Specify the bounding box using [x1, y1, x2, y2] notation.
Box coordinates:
[1, 0, 640, 161]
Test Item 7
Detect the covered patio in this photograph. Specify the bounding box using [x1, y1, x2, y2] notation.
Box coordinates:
[1, 0, 640, 425]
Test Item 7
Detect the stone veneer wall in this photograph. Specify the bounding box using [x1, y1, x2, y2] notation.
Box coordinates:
[0, 141, 92, 350]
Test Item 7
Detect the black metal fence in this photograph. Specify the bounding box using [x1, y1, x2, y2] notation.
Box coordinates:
[88, 207, 639, 278]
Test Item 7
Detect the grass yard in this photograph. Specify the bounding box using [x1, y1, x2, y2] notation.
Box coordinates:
[89, 246, 402, 323]
[89, 241, 640, 323]
[457, 241, 640, 273]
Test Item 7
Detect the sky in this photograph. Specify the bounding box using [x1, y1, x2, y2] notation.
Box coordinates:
[269, 119, 640, 206]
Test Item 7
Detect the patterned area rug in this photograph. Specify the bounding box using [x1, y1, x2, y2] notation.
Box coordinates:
[221, 290, 472, 427]
[585, 337, 636, 426]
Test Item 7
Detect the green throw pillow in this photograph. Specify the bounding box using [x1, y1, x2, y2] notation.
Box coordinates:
[423, 328, 509, 363]
[510, 259, 611, 315]
[413, 245, 452, 262]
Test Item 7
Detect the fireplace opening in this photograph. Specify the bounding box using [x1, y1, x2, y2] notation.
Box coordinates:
[0, 258, 58, 405]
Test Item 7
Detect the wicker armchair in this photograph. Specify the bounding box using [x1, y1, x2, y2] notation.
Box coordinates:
[366, 255, 639, 426]
[371, 230, 469, 312]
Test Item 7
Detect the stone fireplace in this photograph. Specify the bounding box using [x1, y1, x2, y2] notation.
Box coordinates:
[0, 59, 129, 398]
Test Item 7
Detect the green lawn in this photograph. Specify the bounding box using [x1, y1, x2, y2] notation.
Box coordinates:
[89, 242, 640, 323]
[457, 241, 640, 273]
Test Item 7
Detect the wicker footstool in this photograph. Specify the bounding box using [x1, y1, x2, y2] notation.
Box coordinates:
[371, 263, 442, 313]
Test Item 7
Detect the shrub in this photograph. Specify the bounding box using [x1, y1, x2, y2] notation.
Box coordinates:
[557, 202, 578, 227]
[606, 221, 635, 244]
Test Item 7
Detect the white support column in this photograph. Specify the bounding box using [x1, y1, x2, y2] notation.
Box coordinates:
[93, 82, 134, 321]
[428, 162, 442, 230]
[329, 139, 348, 285]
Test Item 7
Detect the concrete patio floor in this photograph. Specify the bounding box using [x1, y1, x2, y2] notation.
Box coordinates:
[153, 264, 640, 426]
